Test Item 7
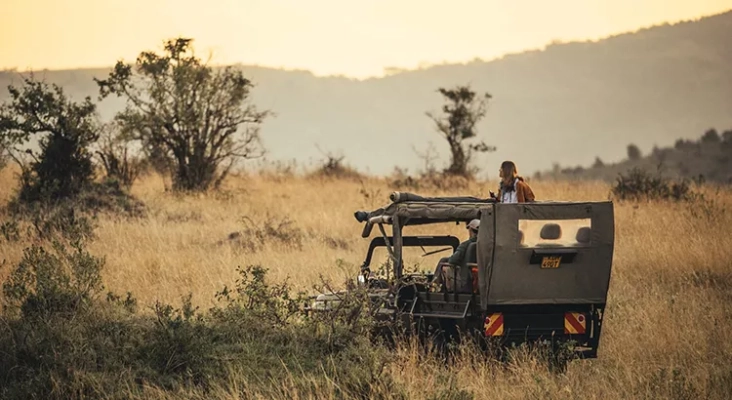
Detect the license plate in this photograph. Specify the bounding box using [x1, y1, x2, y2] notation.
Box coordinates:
[541, 256, 562, 269]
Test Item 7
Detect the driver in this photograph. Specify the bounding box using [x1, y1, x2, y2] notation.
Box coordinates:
[432, 219, 480, 286]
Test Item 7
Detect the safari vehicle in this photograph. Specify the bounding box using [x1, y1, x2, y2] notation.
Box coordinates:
[311, 192, 615, 358]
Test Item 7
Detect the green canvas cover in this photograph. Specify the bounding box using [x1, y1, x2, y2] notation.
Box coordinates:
[477, 201, 615, 308]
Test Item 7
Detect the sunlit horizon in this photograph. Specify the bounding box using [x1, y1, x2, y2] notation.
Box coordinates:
[1, 1, 731, 79]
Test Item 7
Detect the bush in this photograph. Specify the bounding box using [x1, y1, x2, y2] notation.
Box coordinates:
[0, 218, 21, 242]
[94, 121, 146, 191]
[0, 138, 8, 171]
[723, 130, 732, 144]
[2, 239, 104, 320]
[225, 214, 304, 252]
[308, 151, 364, 180]
[0, 77, 99, 204]
[611, 167, 696, 202]
[0, 75, 145, 219]
[390, 168, 472, 191]
[18, 128, 98, 204]
[701, 128, 721, 143]
[627, 144, 642, 161]
[0, 252, 396, 399]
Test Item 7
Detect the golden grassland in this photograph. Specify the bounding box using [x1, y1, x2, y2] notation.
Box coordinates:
[1, 165, 732, 399]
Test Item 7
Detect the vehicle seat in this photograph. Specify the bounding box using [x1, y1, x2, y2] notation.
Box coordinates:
[575, 227, 591, 245]
[536, 223, 562, 247]
[465, 242, 477, 264]
[439, 243, 478, 294]
[518, 229, 527, 247]
[461, 242, 478, 293]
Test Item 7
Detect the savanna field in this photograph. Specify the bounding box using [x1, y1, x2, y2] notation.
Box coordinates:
[1, 165, 732, 399]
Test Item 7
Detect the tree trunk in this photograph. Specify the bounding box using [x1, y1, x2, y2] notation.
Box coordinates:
[447, 140, 467, 176]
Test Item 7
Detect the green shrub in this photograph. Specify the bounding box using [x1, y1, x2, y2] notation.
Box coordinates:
[0, 251, 399, 399]
[2, 239, 104, 320]
[0, 77, 99, 205]
[0, 76, 146, 220]
[95, 121, 146, 191]
[611, 167, 696, 202]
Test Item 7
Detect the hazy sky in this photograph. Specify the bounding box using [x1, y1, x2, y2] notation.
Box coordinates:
[2, 0, 730, 78]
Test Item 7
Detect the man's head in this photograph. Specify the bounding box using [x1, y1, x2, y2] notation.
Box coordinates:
[467, 219, 480, 238]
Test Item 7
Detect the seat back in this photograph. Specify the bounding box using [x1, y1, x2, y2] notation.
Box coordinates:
[534, 223, 563, 247]
[461, 242, 478, 293]
[442, 242, 478, 293]
[575, 226, 591, 245]
[467, 242, 478, 262]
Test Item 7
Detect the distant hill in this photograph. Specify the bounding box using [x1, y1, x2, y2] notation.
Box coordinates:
[537, 128, 732, 184]
[2, 10, 731, 177]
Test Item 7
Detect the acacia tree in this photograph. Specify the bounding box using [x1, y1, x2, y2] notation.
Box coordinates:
[426, 85, 495, 176]
[0, 75, 98, 203]
[96, 38, 270, 191]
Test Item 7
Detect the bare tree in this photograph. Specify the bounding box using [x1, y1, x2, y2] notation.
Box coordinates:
[93, 121, 145, 190]
[95, 38, 271, 191]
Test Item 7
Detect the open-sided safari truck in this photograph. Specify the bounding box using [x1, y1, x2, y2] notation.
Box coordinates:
[311, 192, 615, 358]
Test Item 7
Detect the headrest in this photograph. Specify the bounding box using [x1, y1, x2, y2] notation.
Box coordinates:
[576, 227, 591, 244]
[540, 223, 562, 240]
[465, 242, 478, 263]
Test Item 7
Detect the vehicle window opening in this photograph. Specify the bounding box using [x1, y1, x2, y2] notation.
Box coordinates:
[518, 218, 592, 248]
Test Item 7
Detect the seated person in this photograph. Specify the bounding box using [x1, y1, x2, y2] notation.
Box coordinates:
[432, 219, 480, 288]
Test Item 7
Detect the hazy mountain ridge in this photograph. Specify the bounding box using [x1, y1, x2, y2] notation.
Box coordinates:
[539, 128, 732, 184]
[2, 10, 731, 177]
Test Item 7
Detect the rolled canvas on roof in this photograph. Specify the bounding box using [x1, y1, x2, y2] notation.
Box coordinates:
[360, 201, 492, 236]
[389, 192, 494, 204]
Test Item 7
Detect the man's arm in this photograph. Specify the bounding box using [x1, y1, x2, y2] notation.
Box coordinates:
[447, 240, 469, 265]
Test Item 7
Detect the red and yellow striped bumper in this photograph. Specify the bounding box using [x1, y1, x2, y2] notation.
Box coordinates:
[484, 313, 504, 336]
[564, 312, 587, 335]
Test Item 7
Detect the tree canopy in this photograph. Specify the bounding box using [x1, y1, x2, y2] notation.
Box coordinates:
[0, 75, 98, 203]
[96, 38, 270, 191]
[426, 85, 495, 176]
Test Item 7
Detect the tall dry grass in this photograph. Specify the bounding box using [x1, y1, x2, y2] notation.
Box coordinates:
[1, 165, 731, 399]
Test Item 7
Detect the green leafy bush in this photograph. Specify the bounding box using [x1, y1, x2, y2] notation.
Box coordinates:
[0, 76, 98, 204]
[0, 247, 401, 399]
[611, 167, 696, 202]
[0, 75, 145, 220]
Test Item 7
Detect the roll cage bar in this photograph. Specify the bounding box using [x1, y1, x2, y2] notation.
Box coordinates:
[360, 235, 461, 270]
